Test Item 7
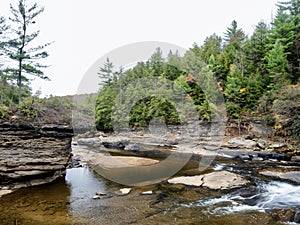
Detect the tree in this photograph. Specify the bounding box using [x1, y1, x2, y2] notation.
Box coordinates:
[269, 1, 299, 81]
[200, 33, 222, 64]
[0, 16, 9, 70]
[4, 0, 50, 103]
[224, 20, 246, 44]
[224, 65, 244, 118]
[264, 40, 289, 88]
[98, 57, 114, 87]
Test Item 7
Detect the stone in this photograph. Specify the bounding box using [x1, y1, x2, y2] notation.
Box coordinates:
[90, 156, 159, 169]
[250, 122, 274, 136]
[225, 137, 257, 149]
[102, 141, 126, 149]
[168, 175, 204, 187]
[0, 190, 12, 197]
[291, 156, 300, 162]
[92, 195, 101, 199]
[141, 191, 153, 195]
[124, 145, 140, 152]
[116, 188, 132, 196]
[77, 137, 101, 146]
[251, 157, 264, 161]
[238, 154, 251, 161]
[260, 171, 300, 184]
[293, 210, 300, 223]
[269, 143, 286, 149]
[257, 138, 268, 149]
[168, 171, 249, 190]
[202, 171, 250, 190]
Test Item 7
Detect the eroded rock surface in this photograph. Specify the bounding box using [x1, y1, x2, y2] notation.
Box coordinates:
[168, 171, 249, 190]
[0, 123, 73, 189]
[260, 171, 300, 184]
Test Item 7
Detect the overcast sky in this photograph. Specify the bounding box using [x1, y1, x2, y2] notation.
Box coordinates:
[1, 0, 278, 97]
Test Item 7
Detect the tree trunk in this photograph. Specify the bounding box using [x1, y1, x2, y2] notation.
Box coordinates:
[18, 58, 22, 104]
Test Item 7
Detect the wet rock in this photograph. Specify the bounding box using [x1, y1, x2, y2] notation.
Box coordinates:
[77, 137, 101, 146]
[202, 171, 250, 190]
[293, 210, 300, 223]
[124, 145, 140, 152]
[238, 154, 251, 161]
[168, 171, 249, 190]
[102, 141, 126, 149]
[224, 137, 257, 149]
[168, 175, 204, 187]
[260, 171, 300, 184]
[272, 153, 291, 161]
[0, 189, 12, 197]
[257, 139, 268, 149]
[115, 188, 132, 196]
[291, 156, 300, 162]
[96, 191, 107, 196]
[92, 195, 101, 199]
[141, 191, 153, 195]
[251, 157, 264, 161]
[257, 153, 291, 161]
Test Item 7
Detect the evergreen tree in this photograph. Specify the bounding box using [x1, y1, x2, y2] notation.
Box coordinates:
[224, 20, 246, 44]
[4, 0, 51, 103]
[265, 40, 289, 88]
[98, 57, 114, 87]
[269, 1, 299, 81]
[200, 33, 222, 64]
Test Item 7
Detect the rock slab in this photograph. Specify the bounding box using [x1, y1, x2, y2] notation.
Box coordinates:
[168, 171, 249, 190]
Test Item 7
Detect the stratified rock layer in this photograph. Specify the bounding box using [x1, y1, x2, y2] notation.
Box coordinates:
[0, 122, 73, 188]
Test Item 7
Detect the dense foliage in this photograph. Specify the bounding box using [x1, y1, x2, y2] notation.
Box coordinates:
[95, 0, 300, 138]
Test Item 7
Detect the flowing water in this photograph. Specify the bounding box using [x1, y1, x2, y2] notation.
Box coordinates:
[0, 160, 299, 224]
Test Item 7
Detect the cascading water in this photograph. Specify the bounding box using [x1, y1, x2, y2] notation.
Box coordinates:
[182, 181, 300, 214]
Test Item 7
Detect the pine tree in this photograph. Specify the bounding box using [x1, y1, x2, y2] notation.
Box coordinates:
[224, 20, 246, 44]
[264, 40, 289, 88]
[200, 33, 222, 64]
[4, 0, 51, 103]
[98, 57, 114, 88]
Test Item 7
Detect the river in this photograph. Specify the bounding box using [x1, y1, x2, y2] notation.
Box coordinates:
[0, 154, 299, 224]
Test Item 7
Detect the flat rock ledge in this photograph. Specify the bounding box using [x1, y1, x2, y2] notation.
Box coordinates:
[260, 171, 300, 184]
[168, 171, 250, 190]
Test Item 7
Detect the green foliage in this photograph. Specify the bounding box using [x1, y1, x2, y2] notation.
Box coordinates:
[224, 65, 244, 118]
[224, 20, 246, 44]
[259, 84, 300, 139]
[94, 2, 299, 135]
[3, 0, 51, 103]
[264, 40, 290, 88]
[0, 105, 9, 119]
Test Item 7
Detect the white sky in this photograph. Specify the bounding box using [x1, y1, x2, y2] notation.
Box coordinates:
[1, 0, 278, 97]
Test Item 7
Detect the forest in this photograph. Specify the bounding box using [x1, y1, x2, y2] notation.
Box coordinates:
[0, 0, 299, 139]
[95, 0, 299, 138]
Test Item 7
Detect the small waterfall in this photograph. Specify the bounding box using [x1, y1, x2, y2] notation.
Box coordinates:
[182, 181, 300, 214]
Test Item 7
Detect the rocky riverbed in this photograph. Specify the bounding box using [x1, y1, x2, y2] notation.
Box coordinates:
[1, 118, 300, 224]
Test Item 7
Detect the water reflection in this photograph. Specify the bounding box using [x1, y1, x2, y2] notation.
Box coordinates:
[66, 166, 107, 212]
[0, 178, 71, 225]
